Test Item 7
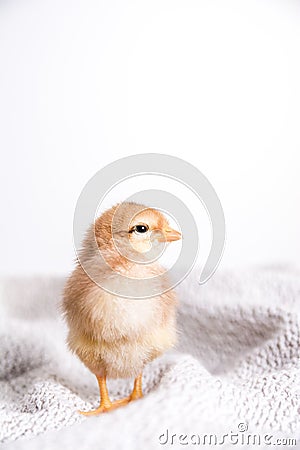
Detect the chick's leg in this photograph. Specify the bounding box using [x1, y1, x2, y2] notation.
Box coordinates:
[129, 373, 143, 400]
[78, 375, 130, 416]
[104, 374, 144, 407]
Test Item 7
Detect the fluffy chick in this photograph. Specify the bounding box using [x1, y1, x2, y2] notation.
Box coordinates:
[62, 202, 181, 415]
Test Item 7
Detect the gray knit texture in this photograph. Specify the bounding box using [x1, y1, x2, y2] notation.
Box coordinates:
[0, 267, 299, 449]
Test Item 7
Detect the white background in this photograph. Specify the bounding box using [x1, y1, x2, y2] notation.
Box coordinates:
[0, 0, 299, 276]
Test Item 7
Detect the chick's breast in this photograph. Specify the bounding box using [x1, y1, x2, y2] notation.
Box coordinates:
[62, 267, 178, 379]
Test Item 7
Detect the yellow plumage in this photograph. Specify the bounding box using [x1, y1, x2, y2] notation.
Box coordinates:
[62, 202, 180, 415]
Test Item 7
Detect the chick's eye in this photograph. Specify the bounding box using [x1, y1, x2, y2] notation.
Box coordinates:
[131, 224, 149, 234]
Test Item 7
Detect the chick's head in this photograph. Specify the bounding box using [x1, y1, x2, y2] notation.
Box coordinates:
[94, 202, 181, 264]
[127, 205, 181, 254]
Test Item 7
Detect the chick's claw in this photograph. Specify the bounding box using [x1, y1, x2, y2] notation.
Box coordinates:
[78, 397, 131, 416]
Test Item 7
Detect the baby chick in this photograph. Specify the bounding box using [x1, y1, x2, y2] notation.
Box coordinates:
[62, 202, 181, 415]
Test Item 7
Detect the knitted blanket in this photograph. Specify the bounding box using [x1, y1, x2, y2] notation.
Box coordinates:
[0, 267, 299, 449]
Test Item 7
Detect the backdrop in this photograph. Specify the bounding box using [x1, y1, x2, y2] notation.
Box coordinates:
[0, 0, 299, 275]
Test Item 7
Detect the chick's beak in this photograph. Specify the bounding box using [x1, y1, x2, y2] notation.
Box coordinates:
[159, 228, 182, 242]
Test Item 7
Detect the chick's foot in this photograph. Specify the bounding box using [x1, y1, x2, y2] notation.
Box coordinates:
[78, 374, 144, 416]
[78, 396, 131, 416]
